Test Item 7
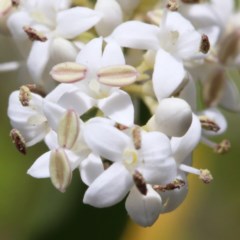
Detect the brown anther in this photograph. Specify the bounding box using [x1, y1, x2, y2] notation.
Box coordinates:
[19, 85, 31, 106]
[23, 26, 47, 42]
[166, 0, 179, 11]
[153, 179, 185, 192]
[199, 115, 220, 132]
[132, 126, 141, 150]
[181, 0, 201, 3]
[10, 129, 26, 155]
[133, 170, 147, 195]
[25, 84, 46, 97]
[12, 0, 20, 6]
[200, 34, 210, 54]
[199, 169, 213, 184]
[214, 139, 231, 154]
[115, 123, 128, 131]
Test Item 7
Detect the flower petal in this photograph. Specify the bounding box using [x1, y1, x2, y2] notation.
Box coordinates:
[125, 185, 162, 227]
[171, 114, 201, 163]
[152, 48, 185, 101]
[106, 21, 160, 50]
[80, 153, 104, 186]
[83, 162, 132, 207]
[27, 151, 51, 178]
[56, 7, 102, 39]
[98, 89, 134, 126]
[83, 121, 130, 161]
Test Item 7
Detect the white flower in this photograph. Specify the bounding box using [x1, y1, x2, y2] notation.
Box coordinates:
[7, 0, 102, 89]
[82, 122, 176, 208]
[50, 37, 136, 126]
[106, 11, 203, 101]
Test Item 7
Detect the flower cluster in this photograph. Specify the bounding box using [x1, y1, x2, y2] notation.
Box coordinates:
[1, 0, 240, 227]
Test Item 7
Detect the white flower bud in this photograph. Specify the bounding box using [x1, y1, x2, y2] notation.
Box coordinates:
[147, 98, 192, 137]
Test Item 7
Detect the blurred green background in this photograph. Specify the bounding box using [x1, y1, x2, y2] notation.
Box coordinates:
[1, 2, 240, 239]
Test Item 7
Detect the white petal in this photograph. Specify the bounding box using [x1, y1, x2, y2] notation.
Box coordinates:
[76, 37, 103, 75]
[80, 153, 104, 186]
[27, 40, 51, 84]
[171, 114, 201, 163]
[95, 0, 123, 37]
[7, 11, 32, 57]
[43, 100, 66, 131]
[161, 173, 188, 213]
[125, 185, 162, 227]
[98, 89, 134, 126]
[220, 79, 240, 112]
[153, 48, 185, 101]
[199, 108, 227, 136]
[106, 21, 160, 50]
[44, 130, 58, 150]
[101, 41, 125, 66]
[83, 162, 132, 207]
[83, 121, 130, 161]
[56, 7, 102, 39]
[27, 151, 51, 178]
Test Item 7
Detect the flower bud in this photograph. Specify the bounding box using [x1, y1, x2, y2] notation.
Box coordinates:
[49, 148, 72, 193]
[147, 98, 192, 137]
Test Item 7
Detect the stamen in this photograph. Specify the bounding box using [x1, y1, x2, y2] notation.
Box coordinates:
[199, 115, 220, 132]
[153, 179, 185, 192]
[179, 164, 213, 184]
[200, 34, 210, 54]
[214, 139, 231, 154]
[10, 129, 26, 155]
[133, 170, 147, 195]
[166, 0, 179, 11]
[115, 123, 128, 131]
[23, 26, 47, 42]
[19, 85, 32, 106]
[132, 126, 141, 150]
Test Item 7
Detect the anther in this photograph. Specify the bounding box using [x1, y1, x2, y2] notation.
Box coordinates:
[199, 115, 220, 132]
[199, 169, 213, 184]
[200, 34, 210, 54]
[10, 129, 26, 155]
[214, 139, 231, 154]
[132, 126, 141, 150]
[23, 26, 47, 42]
[166, 0, 179, 11]
[19, 85, 31, 106]
[153, 179, 185, 192]
[133, 170, 147, 195]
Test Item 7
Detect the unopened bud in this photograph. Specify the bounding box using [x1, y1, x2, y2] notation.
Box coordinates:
[199, 169, 213, 184]
[23, 26, 47, 42]
[50, 62, 87, 83]
[214, 139, 231, 154]
[58, 110, 80, 149]
[200, 34, 210, 54]
[148, 98, 192, 137]
[10, 129, 26, 155]
[97, 65, 138, 87]
[49, 148, 72, 193]
[19, 85, 32, 106]
[133, 170, 147, 195]
[199, 115, 220, 132]
[132, 126, 141, 150]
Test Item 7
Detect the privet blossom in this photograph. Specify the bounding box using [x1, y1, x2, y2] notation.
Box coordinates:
[1, 0, 239, 227]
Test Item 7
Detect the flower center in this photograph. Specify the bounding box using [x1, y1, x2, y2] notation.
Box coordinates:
[123, 148, 138, 168]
